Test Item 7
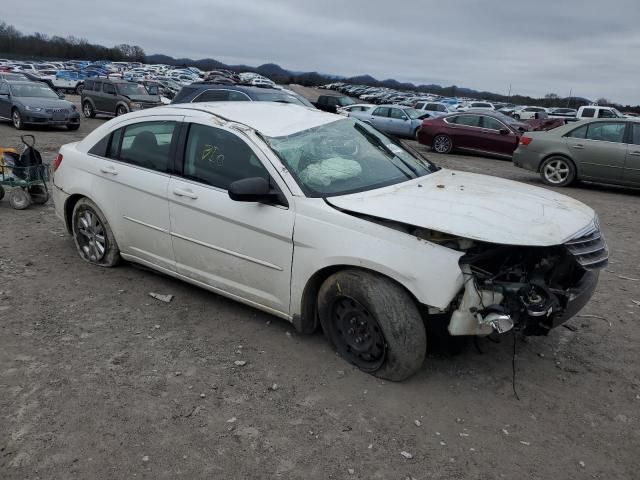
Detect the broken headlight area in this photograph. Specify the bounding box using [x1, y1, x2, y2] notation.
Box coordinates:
[448, 235, 607, 337]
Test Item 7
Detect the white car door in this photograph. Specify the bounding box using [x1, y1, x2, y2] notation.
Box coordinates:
[89, 116, 182, 273]
[167, 121, 295, 316]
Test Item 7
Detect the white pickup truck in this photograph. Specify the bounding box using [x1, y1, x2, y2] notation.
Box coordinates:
[51, 71, 85, 94]
[575, 105, 625, 120]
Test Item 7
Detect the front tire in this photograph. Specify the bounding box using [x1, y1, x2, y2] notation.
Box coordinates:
[318, 269, 427, 381]
[67, 124, 80, 131]
[540, 156, 576, 187]
[75, 84, 84, 95]
[72, 198, 120, 267]
[432, 134, 453, 154]
[12, 109, 24, 130]
[116, 105, 128, 117]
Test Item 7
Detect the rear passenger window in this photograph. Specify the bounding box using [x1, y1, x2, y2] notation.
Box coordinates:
[582, 108, 595, 118]
[183, 124, 268, 190]
[566, 125, 588, 139]
[632, 124, 640, 145]
[372, 107, 390, 117]
[113, 121, 177, 172]
[103, 83, 115, 95]
[453, 115, 481, 127]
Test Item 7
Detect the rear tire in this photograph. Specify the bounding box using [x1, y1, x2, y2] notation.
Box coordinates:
[318, 269, 427, 381]
[540, 156, 576, 187]
[72, 198, 120, 267]
[82, 101, 95, 118]
[432, 134, 453, 154]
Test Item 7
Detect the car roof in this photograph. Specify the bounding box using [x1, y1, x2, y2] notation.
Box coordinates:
[161, 102, 340, 137]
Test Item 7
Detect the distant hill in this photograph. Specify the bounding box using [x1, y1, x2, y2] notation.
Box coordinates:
[146, 53, 624, 109]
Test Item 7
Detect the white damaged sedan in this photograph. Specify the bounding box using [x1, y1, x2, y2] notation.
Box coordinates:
[52, 102, 608, 380]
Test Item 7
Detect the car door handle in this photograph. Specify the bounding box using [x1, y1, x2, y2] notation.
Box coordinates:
[572, 144, 585, 149]
[99, 166, 118, 175]
[172, 188, 198, 200]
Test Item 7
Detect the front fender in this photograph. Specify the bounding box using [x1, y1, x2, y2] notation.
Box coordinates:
[290, 199, 465, 317]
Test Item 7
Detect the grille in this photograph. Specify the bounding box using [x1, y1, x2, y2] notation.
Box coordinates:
[45, 108, 67, 113]
[565, 227, 608, 270]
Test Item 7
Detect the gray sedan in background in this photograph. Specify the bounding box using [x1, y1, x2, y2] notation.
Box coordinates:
[350, 104, 430, 139]
[513, 118, 640, 188]
[0, 80, 80, 130]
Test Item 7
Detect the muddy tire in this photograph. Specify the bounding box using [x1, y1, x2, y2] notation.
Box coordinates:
[72, 198, 120, 267]
[318, 269, 426, 381]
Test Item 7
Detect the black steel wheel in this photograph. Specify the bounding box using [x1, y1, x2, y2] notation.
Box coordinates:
[329, 296, 386, 372]
[318, 269, 427, 381]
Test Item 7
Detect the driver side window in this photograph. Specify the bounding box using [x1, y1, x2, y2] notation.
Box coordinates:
[183, 124, 269, 190]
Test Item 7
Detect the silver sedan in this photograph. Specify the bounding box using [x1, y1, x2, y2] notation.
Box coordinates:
[513, 118, 640, 188]
[350, 104, 429, 139]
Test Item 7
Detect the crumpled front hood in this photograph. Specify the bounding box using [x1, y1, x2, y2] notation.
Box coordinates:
[327, 169, 596, 246]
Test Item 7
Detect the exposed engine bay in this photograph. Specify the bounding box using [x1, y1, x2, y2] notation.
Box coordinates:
[332, 208, 608, 337]
[417, 227, 608, 336]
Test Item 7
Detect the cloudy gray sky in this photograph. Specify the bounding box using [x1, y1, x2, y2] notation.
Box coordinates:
[5, 0, 640, 104]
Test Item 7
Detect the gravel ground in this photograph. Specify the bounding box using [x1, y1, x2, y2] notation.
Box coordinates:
[0, 91, 639, 479]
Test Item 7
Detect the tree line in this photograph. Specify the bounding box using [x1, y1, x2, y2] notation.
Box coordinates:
[0, 22, 145, 62]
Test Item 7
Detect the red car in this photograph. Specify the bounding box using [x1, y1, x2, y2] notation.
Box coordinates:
[417, 111, 528, 159]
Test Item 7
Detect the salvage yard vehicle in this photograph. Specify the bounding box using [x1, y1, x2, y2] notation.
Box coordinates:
[0, 80, 80, 130]
[513, 106, 548, 120]
[513, 118, 640, 187]
[52, 102, 607, 381]
[171, 83, 314, 108]
[350, 105, 428, 139]
[313, 94, 355, 113]
[81, 78, 162, 118]
[52, 70, 85, 94]
[418, 111, 528, 158]
[575, 105, 625, 120]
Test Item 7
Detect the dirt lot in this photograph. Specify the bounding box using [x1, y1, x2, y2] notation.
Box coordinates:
[1, 91, 639, 480]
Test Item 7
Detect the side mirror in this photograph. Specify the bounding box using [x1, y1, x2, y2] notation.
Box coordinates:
[499, 128, 510, 135]
[228, 177, 281, 204]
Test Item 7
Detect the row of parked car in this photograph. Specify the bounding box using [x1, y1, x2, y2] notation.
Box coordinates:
[321, 82, 639, 121]
[0, 67, 309, 130]
[0, 58, 279, 102]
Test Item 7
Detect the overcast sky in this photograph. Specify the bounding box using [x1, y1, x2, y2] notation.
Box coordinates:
[5, 0, 640, 104]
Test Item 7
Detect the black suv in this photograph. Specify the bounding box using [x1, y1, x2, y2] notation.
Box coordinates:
[171, 83, 314, 108]
[81, 78, 162, 119]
